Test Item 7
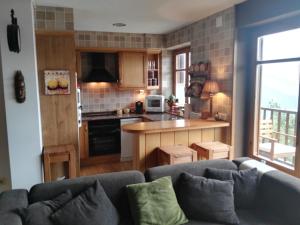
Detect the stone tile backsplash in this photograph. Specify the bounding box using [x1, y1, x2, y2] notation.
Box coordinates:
[75, 31, 164, 49]
[34, 6, 74, 31]
[80, 83, 145, 113]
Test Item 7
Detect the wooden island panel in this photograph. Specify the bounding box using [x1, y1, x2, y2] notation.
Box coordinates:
[126, 120, 230, 171]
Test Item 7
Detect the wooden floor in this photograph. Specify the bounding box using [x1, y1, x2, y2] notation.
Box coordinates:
[80, 160, 133, 176]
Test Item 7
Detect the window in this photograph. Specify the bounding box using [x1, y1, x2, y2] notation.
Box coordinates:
[173, 48, 191, 105]
[254, 28, 300, 171]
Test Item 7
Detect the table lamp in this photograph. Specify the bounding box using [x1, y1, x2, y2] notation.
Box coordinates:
[202, 80, 220, 117]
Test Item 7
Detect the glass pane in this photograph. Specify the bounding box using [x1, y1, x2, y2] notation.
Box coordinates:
[258, 28, 300, 61]
[175, 71, 186, 104]
[176, 53, 186, 70]
[257, 61, 300, 168]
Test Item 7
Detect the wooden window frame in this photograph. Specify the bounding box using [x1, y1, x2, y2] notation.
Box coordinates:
[247, 19, 300, 177]
[172, 47, 191, 104]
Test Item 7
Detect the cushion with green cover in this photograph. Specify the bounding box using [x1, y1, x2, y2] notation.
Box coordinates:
[126, 176, 188, 225]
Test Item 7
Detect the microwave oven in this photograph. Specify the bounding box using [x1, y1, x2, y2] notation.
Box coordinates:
[145, 95, 165, 112]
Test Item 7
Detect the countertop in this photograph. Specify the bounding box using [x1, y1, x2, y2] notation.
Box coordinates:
[82, 112, 183, 122]
[122, 119, 230, 134]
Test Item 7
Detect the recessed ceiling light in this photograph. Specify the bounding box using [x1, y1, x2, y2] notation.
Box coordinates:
[113, 23, 126, 27]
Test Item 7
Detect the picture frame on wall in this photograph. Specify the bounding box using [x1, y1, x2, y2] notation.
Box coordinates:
[185, 76, 207, 98]
[44, 70, 70, 95]
[186, 62, 210, 98]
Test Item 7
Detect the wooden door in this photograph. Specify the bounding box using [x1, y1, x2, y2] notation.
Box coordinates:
[119, 52, 146, 88]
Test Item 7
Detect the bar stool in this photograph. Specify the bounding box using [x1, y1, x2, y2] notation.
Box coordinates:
[157, 145, 198, 165]
[190, 141, 231, 160]
[43, 144, 76, 182]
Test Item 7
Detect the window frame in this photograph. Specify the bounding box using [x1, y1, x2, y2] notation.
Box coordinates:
[172, 47, 191, 104]
[248, 18, 300, 177]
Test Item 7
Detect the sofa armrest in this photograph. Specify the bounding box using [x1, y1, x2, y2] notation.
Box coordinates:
[0, 189, 28, 212]
[0, 212, 23, 225]
[258, 170, 300, 225]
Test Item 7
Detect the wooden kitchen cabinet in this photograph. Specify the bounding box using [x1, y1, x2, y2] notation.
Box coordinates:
[119, 52, 146, 88]
[79, 121, 89, 159]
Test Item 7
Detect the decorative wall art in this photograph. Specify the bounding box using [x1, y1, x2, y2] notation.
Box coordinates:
[44, 70, 70, 95]
[186, 62, 211, 98]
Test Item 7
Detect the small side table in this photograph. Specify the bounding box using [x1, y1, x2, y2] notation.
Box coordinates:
[43, 144, 76, 182]
[190, 141, 231, 160]
[157, 145, 198, 166]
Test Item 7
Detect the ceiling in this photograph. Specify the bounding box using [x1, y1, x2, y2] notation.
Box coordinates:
[34, 0, 246, 34]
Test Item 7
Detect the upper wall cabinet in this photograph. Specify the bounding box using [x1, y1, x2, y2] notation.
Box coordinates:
[119, 52, 146, 89]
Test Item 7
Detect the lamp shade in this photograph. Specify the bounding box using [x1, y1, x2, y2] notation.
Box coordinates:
[203, 80, 219, 95]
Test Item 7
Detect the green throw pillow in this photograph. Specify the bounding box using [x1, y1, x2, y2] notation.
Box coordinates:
[126, 176, 188, 225]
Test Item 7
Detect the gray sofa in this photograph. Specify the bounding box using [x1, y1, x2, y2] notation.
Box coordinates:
[0, 158, 299, 225]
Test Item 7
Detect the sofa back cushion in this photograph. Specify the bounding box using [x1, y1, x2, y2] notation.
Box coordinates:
[29, 171, 144, 219]
[145, 159, 237, 189]
[257, 170, 300, 225]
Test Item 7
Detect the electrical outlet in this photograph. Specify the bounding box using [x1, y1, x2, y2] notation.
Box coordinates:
[216, 16, 223, 28]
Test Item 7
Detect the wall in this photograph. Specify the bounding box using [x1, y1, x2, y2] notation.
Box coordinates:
[235, 0, 300, 157]
[75, 31, 164, 49]
[0, 44, 12, 191]
[165, 7, 235, 125]
[34, 6, 74, 31]
[81, 83, 144, 113]
[0, 0, 43, 190]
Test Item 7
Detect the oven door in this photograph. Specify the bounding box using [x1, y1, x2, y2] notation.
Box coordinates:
[88, 119, 121, 156]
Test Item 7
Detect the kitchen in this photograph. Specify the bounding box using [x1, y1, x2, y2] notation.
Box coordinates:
[77, 50, 185, 175]
[34, 4, 235, 181]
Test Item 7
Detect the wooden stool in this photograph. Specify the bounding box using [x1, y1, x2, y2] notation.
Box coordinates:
[190, 141, 231, 160]
[157, 145, 198, 165]
[43, 144, 76, 182]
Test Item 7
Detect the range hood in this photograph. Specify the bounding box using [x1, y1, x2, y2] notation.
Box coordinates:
[83, 53, 119, 83]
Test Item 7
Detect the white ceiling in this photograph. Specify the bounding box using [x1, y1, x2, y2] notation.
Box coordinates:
[34, 0, 246, 34]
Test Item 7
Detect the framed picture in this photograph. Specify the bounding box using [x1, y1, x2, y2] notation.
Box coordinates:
[185, 76, 207, 98]
[44, 70, 70, 95]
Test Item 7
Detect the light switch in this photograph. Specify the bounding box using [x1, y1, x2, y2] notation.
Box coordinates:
[216, 16, 223, 28]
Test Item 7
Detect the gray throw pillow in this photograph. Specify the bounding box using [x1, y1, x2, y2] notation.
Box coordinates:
[205, 168, 258, 209]
[177, 172, 239, 225]
[18, 190, 72, 225]
[51, 180, 119, 225]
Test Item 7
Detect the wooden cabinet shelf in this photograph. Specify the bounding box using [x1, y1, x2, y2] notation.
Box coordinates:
[147, 53, 160, 90]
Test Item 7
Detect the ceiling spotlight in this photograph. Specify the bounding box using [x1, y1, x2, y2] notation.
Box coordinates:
[113, 23, 126, 27]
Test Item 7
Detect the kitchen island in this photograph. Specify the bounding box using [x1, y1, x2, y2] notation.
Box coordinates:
[122, 119, 230, 171]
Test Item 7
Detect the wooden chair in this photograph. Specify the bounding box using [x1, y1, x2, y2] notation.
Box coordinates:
[43, 144, 77, 182]
[259, 120, 295, 161]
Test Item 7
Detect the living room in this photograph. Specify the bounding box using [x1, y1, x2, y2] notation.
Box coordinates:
[0, 0, 300, 224]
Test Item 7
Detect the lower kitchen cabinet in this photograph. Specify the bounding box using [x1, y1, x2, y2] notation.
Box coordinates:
[79, 121, 89, 159]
